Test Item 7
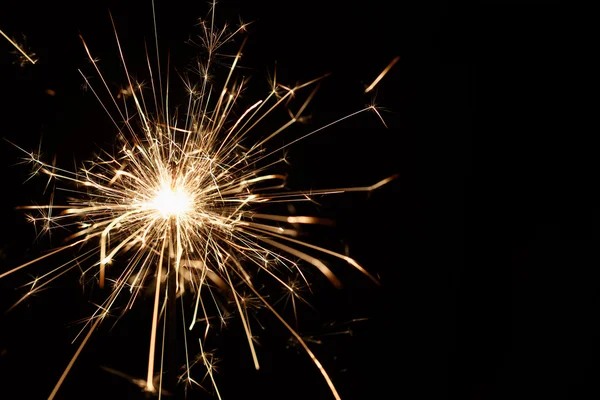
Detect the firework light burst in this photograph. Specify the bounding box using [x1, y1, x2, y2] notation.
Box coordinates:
[1, 1, 398, 399]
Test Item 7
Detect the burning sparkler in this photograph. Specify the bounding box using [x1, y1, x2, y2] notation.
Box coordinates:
[1, 2, 398, 399]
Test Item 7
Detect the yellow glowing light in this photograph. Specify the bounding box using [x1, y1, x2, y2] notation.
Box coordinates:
[151, 185, 192, 218]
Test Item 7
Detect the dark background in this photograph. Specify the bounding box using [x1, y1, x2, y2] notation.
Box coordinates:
[1, 1, 593, 400]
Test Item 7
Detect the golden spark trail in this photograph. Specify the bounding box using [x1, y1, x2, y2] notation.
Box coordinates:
[48, 317, 103, 400]
[364, 55, 400, 93]
[0, 28, 37, 65]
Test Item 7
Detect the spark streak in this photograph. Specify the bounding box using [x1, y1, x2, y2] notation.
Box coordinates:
[364, 55, 400, 94]
[0, 29, 37, 65]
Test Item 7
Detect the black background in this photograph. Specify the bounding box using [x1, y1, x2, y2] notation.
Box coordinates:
[1, 1, 593, 400]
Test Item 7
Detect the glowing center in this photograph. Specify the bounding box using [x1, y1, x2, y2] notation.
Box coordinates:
[152, 185, 192, 218]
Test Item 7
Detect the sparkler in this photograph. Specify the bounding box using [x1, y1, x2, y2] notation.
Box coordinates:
[1, 2, 398, 399]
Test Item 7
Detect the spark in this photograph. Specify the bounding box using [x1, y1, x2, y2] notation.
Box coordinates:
[2, 2, 396, 399]
[364, 55, 400, 94]
[0, 29, 38, 65]
[150, 184, 192, 218]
